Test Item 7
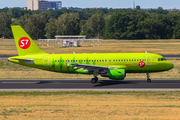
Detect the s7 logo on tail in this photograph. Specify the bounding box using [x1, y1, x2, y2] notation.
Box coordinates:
[19, 37, 31, 49]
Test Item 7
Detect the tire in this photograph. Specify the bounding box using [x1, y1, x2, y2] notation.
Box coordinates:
[91, 78, 97, 84]
[147, 79, 151, 83]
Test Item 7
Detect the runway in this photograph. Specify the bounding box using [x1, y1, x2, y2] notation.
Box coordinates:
[0, 79, 180, 91]
[0, 55, 180, 59]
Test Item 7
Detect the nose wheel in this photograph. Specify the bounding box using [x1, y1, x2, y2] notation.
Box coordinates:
[147, 78, 151, 82]
[147, 73, 151, 82]
[91, 77, 98, 84]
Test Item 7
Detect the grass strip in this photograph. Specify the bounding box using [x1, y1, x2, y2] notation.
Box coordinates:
[0, 91, 180, 96]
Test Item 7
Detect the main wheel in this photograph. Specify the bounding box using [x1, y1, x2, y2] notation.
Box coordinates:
[91, 77, 98, 84]
[91, 78, 97, 84]
[147, 79, 151, 83]
[95, 76, 98, 81]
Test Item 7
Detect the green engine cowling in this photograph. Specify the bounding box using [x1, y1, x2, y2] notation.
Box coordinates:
[108, 69, 126, 80]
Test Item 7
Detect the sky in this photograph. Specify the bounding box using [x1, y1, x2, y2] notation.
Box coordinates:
[0, 0, 180, 9]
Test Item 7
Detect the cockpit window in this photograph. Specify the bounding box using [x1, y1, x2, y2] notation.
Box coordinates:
[158, 58, 167, 61]
[161, 58, 167, 61]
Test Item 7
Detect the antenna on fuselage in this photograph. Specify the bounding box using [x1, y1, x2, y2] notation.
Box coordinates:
[145, 51, 147, 53]
[73, 51, 75, 54]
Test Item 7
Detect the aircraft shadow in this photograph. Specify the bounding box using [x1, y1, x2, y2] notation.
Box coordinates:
[94, 80, 137, 87]
[36, 81, 54, 84]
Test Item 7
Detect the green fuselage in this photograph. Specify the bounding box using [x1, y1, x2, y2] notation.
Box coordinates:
[9, 53, 174, 75]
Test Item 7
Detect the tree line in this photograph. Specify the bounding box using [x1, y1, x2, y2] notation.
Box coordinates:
[1, 7, 180, 39]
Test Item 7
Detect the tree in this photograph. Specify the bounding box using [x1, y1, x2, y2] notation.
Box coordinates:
[56, 13, 80, 35]
[7, 8, 24, 18]
[45, 19, 57, 39]
[85, 14, 105, 38]
[19, 14, 30, 28]
[0, 12, 12, 38]
[104, 12, 130, 39]
[173, 20, 180, 39]
[46, 9, 63, 19]
[19, 12, 49, 40]
[136, 5, 141, 10]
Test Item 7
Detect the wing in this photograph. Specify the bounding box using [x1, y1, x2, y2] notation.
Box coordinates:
[68, 62, 118, 73]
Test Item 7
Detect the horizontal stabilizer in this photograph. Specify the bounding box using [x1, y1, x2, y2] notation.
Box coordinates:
[10, 58, 34, 64]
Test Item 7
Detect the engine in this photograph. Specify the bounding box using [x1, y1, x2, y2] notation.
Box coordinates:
[101, 69, 126, 80]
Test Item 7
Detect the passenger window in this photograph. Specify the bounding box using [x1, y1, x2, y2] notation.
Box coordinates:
[158, 58, 161, 61]
[126, 60, 128, 61]
[129, 60, 131, 61]
[121, 60, 123, 61]
[132, 60, 133, 61]
[134, 59, 136, 61]
[137, 59, 139, 61]
[102, 60, 104, 62]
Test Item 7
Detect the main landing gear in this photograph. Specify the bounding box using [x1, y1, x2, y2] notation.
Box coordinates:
[147, 73, 151, 82]
[91, 76, 98, 84]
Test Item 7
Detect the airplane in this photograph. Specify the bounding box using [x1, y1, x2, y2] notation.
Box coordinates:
[8, 25, 174, 84]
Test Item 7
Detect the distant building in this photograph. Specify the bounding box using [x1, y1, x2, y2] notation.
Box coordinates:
[39, 0, 48, 10]
[48, 1, 62, 10]
[27, 0, 62, 10]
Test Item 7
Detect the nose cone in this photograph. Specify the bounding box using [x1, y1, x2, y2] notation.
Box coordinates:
[168, 62, 174, 70]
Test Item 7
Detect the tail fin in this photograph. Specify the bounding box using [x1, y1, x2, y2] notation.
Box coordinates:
[11, 25, 46, 56]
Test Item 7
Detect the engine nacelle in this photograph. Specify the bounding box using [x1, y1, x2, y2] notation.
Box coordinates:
[101, 69, 126, 80]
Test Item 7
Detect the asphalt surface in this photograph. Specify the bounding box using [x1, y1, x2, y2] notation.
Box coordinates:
[0, 79, 180, 91]
[0, 55, 180, 59]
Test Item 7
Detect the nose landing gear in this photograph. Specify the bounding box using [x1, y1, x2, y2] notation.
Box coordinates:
[147, 73, 151, 82]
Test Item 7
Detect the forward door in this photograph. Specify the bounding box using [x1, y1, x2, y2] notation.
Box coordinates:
[146, 55, 152, 66]
[43, 56, 49, 67]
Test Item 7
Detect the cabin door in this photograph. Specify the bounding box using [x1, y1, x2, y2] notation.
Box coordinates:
[146, 55, 152, 66]
[43, 56, 49, 67]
